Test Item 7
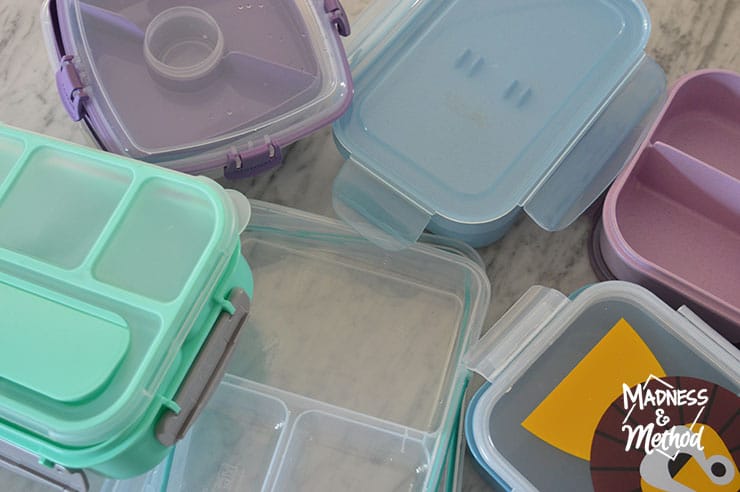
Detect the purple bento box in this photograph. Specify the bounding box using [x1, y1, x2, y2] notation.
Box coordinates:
[41, 0, 352, 178]
[591, 70, 740, 345]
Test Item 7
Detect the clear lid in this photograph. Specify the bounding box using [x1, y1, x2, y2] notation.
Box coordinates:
[333, 0, 666, 248]
[464, 282, 740, 491]
[163, 200, 490, 491]
[0, 124, 249, 448]
[51, 0, 351, 175]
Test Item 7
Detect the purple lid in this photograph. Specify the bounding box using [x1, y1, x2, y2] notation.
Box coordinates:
[47, 0, 352, 177]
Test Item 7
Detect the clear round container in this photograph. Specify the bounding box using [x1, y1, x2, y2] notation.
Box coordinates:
[144, 7, 224, 88]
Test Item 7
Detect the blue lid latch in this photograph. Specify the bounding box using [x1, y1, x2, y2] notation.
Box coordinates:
[333, 157, 433, 250]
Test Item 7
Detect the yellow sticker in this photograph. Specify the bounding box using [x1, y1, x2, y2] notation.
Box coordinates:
[522, 318, 665, 461]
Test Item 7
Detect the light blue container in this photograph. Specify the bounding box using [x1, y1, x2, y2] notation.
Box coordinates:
[333, 0, 666, 249]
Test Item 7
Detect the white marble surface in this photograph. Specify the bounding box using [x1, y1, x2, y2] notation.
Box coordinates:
[0, 1, 738, 491]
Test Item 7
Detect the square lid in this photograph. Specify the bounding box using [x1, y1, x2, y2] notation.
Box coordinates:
[0, 125, 251, 455]
[332, 0, 666, 248]
[162, 200, 490, 491]
[464, 282, 740, 491]
[46, 0, 352, 176]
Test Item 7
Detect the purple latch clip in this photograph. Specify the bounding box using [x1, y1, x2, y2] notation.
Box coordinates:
[324, 0, 350, 37]
[56, 55, 88, 122]
[224, 140, 283, 179]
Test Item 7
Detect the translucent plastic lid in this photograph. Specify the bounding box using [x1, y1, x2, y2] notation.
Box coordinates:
[49, 0, 352, 175]
[464, 282, 740, 491]
[333, 0, 666, 248]
[163, 201, 490, 491]
[0, 124, 249, 448]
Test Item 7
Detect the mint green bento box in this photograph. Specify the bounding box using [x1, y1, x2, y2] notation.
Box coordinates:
[0, 124, 254, 487]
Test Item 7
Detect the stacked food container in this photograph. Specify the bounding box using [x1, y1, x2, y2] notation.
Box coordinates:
[591, 70, 740, 346]
[0, 124, 253, 489]
[332, 0, 665, 248]
[0, 0, 736, 490]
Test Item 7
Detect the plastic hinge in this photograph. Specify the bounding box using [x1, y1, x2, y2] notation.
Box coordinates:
[224, 140, 282, 179]
[156, 289, 251, 447]
[324, 0, 351, 37]
[56, 55, 87, 122]
[464, 286, 569, 382]
[0, 440, 88, 492]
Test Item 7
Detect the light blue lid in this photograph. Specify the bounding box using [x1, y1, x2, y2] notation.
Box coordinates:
[333, 0, 666, 249]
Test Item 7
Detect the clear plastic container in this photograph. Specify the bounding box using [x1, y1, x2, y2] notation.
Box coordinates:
[161, 200, 490, 491]
[464, 282, 740, 491]
[332, 0, 666, 248]
[0, 123, 254, 483]
[41, 0, 352, 178]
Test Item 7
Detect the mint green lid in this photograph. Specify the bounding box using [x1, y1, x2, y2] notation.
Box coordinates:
[0, 124, 251, 448]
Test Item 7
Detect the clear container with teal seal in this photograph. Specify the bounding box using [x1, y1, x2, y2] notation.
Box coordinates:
[151, 200, 490, 491]
[0, 123, 254, 489]
[40, 0, 352, 178]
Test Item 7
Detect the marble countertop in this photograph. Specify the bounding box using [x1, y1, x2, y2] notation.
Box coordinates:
[0, 1, 738, 491]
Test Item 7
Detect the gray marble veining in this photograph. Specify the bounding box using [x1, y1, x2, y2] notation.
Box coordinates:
[0, 1, 737, 491]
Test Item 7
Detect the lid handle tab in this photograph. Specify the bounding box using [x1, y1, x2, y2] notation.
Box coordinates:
[464, 286, 569, 382]
[56, 55, 88, 122]
[156, 288, 250, 446]
[224, 140, 282, 179]
[324, 0, 351, 37]
[523, 56, 666, 231]
[333, 157, 432, 250]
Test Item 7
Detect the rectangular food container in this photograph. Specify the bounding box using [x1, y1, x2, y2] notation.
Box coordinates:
[331, 0, 666, 249]
[0, 124, 254, 487]
[463, 281, 739, 491]
[592, 70, 740, 345]
[154, 200, 490, 491]
[40, 0, 352, 178]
